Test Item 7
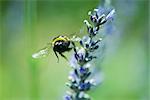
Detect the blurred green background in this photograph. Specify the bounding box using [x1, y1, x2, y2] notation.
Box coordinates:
[0, 0, 148, 100]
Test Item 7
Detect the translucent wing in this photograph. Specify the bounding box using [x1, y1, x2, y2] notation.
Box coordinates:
[70, 35, 81, 42]
[32, 43, 51, 59]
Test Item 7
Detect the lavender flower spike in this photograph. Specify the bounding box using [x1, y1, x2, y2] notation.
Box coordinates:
[64, 6, 115, 100]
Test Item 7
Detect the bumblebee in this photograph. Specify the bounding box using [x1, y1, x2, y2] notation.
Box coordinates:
[32, 35, 77, 62]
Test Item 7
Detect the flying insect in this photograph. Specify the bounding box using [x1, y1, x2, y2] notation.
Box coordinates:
[32, 35, 80, 62]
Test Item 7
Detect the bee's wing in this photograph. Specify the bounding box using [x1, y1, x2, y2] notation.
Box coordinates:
[70, 35, 81, 42]
[32, 44, 51, 59]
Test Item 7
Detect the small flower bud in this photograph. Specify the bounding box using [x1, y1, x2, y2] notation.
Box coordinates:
[106, 9, 115, 20]
[64, 95, 72, 100]
[89, 79, 97, 86]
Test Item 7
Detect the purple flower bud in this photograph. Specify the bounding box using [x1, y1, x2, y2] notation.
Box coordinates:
[79, 67, 88, 74]
[79, 40, 84, 47]
[90, 15, 98, 23]
[106, 9, 115, 20]
[79, 82, 91, 91]
[93, 45, 99, 50]
[64, 95, 72, 100]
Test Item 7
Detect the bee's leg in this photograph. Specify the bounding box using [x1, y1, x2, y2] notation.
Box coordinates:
[54, 50, 59, 63]
[71, 41, 81, 61]
[59, 53, 68, 61]
[71, 42, 77, 55]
